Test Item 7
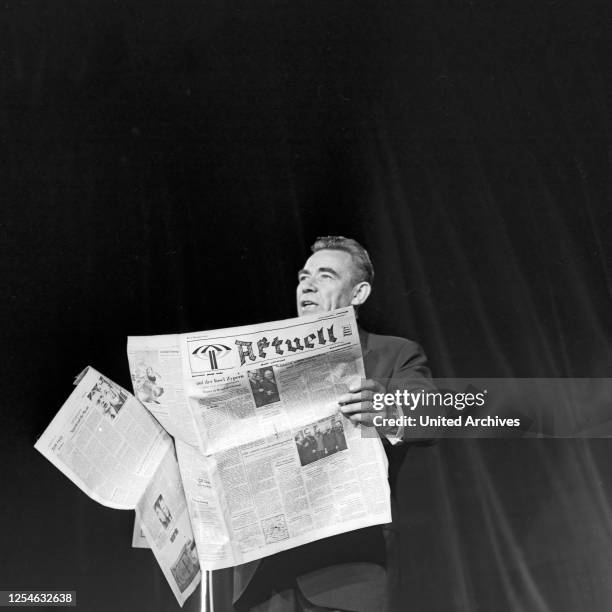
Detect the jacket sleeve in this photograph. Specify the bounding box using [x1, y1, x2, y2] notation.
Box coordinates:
[386, 340, 438, 443]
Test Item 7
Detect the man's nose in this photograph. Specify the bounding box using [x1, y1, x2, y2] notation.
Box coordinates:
[300, 278, 317, 292]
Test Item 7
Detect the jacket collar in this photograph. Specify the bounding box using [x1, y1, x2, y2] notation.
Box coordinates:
[358, 325, 370, 357]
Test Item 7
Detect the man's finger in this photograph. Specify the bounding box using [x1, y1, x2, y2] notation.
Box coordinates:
[338, 390, 375, 405]
[348, 379, 385, 393]
[339, 402, 378, 416]
[346, 413, 375, 427]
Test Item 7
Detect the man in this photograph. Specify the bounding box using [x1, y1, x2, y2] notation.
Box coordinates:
[322, 424, 335, 456]
[154, 495, 172, 529]
[260, 369, 280, 404]
[294, 431, 308, 465]
[300, 427, 318, 466]
[229, 236, 433, 612]
[313, 425, 325, 460]
[332, 419, 347, 452]
[248, 371, 267, 407]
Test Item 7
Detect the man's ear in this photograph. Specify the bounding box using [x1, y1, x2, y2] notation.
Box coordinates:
[350, 281, 371, 307]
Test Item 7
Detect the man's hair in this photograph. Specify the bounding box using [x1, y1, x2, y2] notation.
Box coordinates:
[311, 236, 374, 286]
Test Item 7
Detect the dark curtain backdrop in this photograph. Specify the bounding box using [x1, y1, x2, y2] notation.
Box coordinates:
[3, 2, 612, 611]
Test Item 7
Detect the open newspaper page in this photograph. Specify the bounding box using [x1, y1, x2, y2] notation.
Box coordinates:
[178, 307, 391, 569]
[34, 366, 173, 509]
[131, 520, 149, 548]
[126, 334, 200, 447]
[135, 443, 203, 606]
[174, 439, 234, 569]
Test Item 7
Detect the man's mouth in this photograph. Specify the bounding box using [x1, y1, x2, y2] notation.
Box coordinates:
[300, 300, 318, 310]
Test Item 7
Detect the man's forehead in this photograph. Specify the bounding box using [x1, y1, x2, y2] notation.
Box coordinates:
[302, 249, 353, 272]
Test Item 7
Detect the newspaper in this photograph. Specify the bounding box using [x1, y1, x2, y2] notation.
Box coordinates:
[34, 367, 172, 509]
[131, 520, 149, 548]
[127, 334, 199, 447]
[135, 444, 201, 605]
[34, 366, 203, 607]
[169, 307, 390, 569]
[37, 308, 391, 596]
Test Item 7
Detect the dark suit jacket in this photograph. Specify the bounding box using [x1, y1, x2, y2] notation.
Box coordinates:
[229, 329, 432, 612]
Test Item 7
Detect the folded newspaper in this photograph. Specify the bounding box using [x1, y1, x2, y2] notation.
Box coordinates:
[34, 366, 202, 607]
[35, 307, 391, 605]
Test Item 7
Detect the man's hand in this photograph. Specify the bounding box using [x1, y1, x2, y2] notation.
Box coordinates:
[338, 379, 400, 436]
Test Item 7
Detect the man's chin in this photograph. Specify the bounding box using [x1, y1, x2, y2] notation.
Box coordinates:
[298, 304, 324, 317]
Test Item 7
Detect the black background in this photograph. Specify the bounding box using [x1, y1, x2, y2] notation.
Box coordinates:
[3, 2, 612, 611]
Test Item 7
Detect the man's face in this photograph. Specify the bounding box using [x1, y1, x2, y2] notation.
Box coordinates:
[296, 249, 358, 316]
[155, 505, 167, 523]
[264, 370, 274, 381]
[158, 498, 170, 514]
